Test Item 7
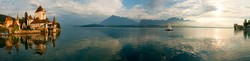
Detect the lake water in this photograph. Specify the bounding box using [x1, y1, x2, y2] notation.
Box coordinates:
[0, 27, 250, 61]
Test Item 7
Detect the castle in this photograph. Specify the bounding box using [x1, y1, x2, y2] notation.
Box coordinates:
[4, 6, 58, 33]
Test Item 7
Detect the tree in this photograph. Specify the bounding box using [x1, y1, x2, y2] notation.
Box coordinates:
[26, 25, 31, 30]
[57, 22, 61, 29]
[248, 20, 250, 24]
[20, 17, 25, 24]
[244, 19, 247, 27]
[24, 12, 28, 25]
[20, 17, 25, 28]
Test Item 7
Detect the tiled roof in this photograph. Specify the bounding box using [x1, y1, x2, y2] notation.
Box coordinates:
[35, 6, 44, 12]
[14, 20, 19, 25]
[29, 15, 33, 20]
[8, 24, 14, 28]
[31, 18, 51, 24]
[52, 16, 56, 25]
[5, 16, 13, 21]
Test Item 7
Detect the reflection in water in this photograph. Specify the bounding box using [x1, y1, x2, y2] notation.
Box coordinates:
[234, 30, 250, 39]
[112, 42, 203, 61]
[0, 31, 60, 55]
[1, 28, 250, 61]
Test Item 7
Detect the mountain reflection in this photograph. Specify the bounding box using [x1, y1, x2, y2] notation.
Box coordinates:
[0, 31, 60, 55]
[112, 42, 203, 61]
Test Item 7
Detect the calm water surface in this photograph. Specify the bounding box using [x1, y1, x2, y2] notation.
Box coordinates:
[0, 27, 250, 61]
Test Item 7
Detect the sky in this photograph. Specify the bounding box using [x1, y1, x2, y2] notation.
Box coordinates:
[0, 0, 250, 27]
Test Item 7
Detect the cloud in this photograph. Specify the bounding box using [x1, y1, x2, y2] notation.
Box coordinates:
[1, 0, 250, 27]
[245, 5, 250, 8]
[146, 0, 166, 11]
[202, 5, 217, 12]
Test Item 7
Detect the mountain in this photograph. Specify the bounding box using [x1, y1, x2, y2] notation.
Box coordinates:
[99, 15, 138, 25]
[80, 24, 104, 27]
[0, 14, 16, 23]
[139, 17, 195, 26]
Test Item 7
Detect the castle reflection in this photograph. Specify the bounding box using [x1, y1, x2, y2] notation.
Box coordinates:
[1, 31, 60, 55]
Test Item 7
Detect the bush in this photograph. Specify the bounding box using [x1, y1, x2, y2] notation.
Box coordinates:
[57, 22, 61, 29]
[26, 25, 31, 30]
[0, 27, 9, 32]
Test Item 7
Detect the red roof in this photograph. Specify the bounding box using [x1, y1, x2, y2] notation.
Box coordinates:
[29, 15, 33, 20]
[52, 16, 56, 25]
[14, 20, 19, 25]
[35, 6, 45, 12]
[8, 24, 14, 28]
[31, 18, 51, 24]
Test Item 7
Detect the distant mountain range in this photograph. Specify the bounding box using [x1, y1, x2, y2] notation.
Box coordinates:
[79, 15, 198, 27]
[139, 17, 195, 26]
[99, 15, 138, 25]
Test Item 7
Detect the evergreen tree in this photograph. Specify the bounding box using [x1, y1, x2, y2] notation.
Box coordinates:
[248, 20, 250, 24]
[24, 12, 28, 25]
[20, 17, 25, 24]
[20, 17, 25, 28]
[244, 19, 247, 27]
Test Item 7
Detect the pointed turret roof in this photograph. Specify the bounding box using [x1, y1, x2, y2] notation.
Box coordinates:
[16, 14, 19, 20]
[5, 15, 13, 23]
[29, 15, 33, 20]
[52, 16, 56, 25]
[35, 6, 44, 12]
[14, 20, 19, 25]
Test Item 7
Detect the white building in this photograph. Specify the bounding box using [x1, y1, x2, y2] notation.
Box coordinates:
[35, 6, 46, 20]
[27, 15, 33, 26]
[30, 6, 52, 29]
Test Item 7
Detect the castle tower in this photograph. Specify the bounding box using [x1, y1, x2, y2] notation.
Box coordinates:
[35, 6, 46, 20]
[14, 14, 20, 31]
[15, 14, 20, 25]
[52, 16, 57, 32]
[5, 15, 13, 28]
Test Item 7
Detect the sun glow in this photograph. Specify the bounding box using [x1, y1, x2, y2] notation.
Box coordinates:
[212, 4, 223, 16]
[214, 17, 220, 21]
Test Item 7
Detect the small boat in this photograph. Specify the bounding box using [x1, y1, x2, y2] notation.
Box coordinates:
[166, 22, 173, 31]
[5, 32, 8, 34]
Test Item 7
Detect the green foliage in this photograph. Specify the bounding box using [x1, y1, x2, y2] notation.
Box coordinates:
[244, 19, 248, 27]
[0, 27, 9, 32]
[14, 26, 19, 31]
[57, 22, 61, 29]
[20, 17, 25, 24]
[25, 12, 28, 25]
[0, 38, 7, 48]
[248, 20, 250, 24]
[13, 37, 19, 44]
[234, 24, 237, 29]
[57, 30, 61, 37]
[26, 25, 31, 30]
[239, 26, 244, 29]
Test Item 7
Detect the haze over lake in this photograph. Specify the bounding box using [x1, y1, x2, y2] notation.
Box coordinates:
[0, 27, 249, 61]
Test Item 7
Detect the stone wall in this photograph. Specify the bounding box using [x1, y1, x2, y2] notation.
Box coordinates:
[14, 30, 41, 34]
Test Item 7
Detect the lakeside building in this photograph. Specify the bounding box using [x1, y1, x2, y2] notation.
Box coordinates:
[3, 6, 59, 34]
[234, 20, 250, 30]
[30, 6, 53, 30]
[27, 15, 33, 26]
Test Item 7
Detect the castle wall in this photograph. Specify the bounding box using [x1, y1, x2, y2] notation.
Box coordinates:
[35, 11, 46, 20]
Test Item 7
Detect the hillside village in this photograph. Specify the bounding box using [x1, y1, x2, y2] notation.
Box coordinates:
[0, 6, 61, 34]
